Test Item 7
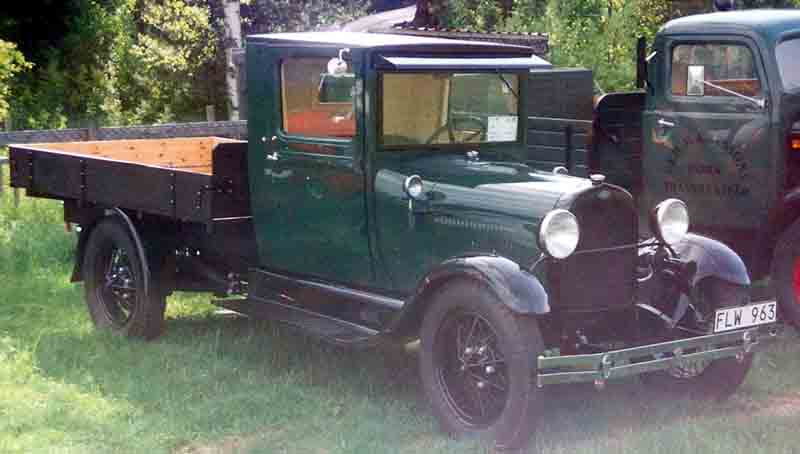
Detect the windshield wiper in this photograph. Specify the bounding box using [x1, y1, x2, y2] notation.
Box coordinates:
[701, 80, 766, 109]
[496, 72, 519, 100]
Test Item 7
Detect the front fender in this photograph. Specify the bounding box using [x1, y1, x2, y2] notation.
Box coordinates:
[386, 255, 549, 340]
[673, 233, 750, 286]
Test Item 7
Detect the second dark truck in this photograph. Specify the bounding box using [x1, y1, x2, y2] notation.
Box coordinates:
[9, 32, 778, 449]
[590, 10, 800, 326]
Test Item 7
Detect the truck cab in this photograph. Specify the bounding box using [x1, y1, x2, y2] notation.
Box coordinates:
[246, 33, 552, 291]
[591, 11, 800, 325]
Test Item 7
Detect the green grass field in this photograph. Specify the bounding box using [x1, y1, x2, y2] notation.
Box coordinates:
[2, 175, 800, 454]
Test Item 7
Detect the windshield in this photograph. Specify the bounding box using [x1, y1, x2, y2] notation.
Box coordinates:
[381, 72, 519, 146]
[671, 43, 762, 102]
[777, 39, 800, 91]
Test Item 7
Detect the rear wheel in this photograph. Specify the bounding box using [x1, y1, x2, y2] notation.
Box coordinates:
[643, 278, 753, 399]
[772, 219, 800, 326]
[419, 281, 543, 450]
[82, 218, 166, 339]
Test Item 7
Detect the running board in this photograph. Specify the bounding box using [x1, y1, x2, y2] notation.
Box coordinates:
[212, 297, 380, 347]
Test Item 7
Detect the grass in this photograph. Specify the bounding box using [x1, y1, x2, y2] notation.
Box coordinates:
[2, 175, 800, 454]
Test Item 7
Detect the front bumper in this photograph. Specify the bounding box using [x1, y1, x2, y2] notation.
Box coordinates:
[537, 325, 780, 387]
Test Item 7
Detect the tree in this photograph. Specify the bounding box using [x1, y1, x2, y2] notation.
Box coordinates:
[2, 0, 370, 129]
[0, 40, 30, 123]
[105, 0, 222, 125]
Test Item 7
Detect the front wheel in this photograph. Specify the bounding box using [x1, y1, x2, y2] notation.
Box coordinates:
[419, 281, 543, 450]
[642, 278, 753, 399]
[82, 217, 166, 340]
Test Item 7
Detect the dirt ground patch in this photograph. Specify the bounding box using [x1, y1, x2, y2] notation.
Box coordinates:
[742, 393, 800, 419]
[174, 427, 285, 454]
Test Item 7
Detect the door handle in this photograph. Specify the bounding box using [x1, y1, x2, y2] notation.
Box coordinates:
[657, 119, 675, 129]
[266, 151, 280, 161]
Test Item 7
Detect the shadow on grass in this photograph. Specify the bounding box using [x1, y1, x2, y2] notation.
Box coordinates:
[25, 307, 776, 453]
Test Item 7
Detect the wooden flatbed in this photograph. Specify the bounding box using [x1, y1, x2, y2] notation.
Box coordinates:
[8, 137, 251, 223]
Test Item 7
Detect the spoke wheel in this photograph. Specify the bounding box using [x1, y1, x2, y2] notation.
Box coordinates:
[94, 245, 139, 327]
[82, 217, 166, 339]
[419, 281, 544, 450]
[643, 278, 753, 399]
[665, 357, 711, 380]
[435, 311, 508, 428]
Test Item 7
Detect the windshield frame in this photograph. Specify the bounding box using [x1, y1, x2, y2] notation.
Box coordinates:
[665, 38, 767, 110]
[376, 70, 526, 150]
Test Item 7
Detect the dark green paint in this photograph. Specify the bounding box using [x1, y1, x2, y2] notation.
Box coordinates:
[372, 151, 589, 291]
[642, 34, 775, 231]
[596, 10, 800, 277]
[245, 34, 589, 295]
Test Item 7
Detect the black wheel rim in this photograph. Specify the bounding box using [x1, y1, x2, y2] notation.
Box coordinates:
[94, 243, 138, 327]
[434, 310, 508, 428]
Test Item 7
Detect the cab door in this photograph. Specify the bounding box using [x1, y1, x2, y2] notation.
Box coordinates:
[258, 55, 373, 286]
[642, 38, 773, 249]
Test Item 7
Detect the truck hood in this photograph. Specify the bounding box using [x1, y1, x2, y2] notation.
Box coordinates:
[375, 154, 591, 221]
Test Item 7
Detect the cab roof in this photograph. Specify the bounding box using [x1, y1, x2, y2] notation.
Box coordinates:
[661, 10, 800, 43]
[247, 31, 534, 56]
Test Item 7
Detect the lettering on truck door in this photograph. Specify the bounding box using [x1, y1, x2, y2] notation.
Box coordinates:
[642, 39, 772, 238]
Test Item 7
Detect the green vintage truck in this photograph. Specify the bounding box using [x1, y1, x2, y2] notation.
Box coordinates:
[9, 32, 778, 449]
[590, 10, 800, 327]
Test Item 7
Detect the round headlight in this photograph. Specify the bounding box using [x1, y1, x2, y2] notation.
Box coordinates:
[403, 175, 424, 200]
[651, 199, 689, 246]
[539, 209, 580, 259]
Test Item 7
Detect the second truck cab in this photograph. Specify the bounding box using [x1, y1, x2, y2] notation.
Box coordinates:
[591, 10, 800, 324]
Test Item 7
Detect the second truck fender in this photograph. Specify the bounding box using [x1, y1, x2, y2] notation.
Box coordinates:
[387, 255, 549, 339]
[673, 233, 751, 287]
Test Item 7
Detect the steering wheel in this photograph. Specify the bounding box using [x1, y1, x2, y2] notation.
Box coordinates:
[424, 116, 487, 145]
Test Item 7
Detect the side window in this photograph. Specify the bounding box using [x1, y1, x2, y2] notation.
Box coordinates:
[671, 43, 762, 98]
[281, 57, 355, 139]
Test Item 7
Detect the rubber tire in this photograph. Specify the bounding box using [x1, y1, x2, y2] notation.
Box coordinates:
[642, 279, 753, 400]
[82, 217, 166, 340]
[772, 219, 800, 326]
[419, 281, 543, 451]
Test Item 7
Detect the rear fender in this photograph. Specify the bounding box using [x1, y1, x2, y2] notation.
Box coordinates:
[70, 209, 150, 297]
[673, 233, 750, 287]
[387, 255, 549, 340]
[70, 218, 103, 283]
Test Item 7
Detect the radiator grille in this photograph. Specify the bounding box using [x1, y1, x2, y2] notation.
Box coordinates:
[551, 185, 637, 312]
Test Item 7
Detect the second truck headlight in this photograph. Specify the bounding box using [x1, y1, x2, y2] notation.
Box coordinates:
[651, 198, 689, 246]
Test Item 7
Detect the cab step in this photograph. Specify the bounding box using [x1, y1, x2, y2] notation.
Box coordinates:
[212, 297, 380, 347]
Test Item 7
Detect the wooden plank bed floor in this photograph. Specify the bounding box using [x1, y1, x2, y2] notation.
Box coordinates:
[24, 137, 242, 175]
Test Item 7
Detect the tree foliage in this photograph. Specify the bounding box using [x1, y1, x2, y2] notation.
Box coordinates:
[0, 40, 30, 123]
[1, 0, 368, 129]
[106, 0, 221, 125]
[240, 0, 368, 34]
[447, 0, 799, 92]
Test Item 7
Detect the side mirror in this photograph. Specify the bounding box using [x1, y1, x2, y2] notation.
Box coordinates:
[687, 65, 705, 97]
[327, 58, 348, 76]
[327, 48, 351, 76]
